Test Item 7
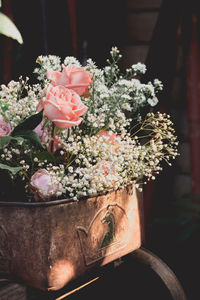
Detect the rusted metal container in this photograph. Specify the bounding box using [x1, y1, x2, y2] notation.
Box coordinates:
[0, 184, 143, 291]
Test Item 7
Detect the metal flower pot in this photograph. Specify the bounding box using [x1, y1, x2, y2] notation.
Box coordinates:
[0, 184, 143, 291]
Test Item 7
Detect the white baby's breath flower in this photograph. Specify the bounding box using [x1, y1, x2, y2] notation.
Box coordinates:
[147, 97, 159, 106]
[63, 56, 81, 67]
[0, 47, 178, 202]
[131, 62, 147, 74]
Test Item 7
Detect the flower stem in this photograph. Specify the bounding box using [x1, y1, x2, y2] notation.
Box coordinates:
[50, 123, 55, 153]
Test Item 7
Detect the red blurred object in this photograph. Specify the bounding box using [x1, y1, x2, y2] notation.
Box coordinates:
[66, 0, 77, 57]
[186, 14, 200, 195]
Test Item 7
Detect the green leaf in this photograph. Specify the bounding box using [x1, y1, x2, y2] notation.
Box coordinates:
[35, 151, 55, 163]
[12, 110, 43, 136]
[0, 136, 24, 149]
[0, 101, 9, 112]
[0, 12, 23, 44]
[0, 163, 23, 175]
[13, 130, 44, 150]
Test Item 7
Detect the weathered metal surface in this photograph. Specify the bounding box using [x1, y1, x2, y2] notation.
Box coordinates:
[0, 185, 142, 291]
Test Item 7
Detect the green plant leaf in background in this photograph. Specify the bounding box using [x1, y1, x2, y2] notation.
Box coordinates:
[0, 163, 23, 175]
[0, 11, 23, 44]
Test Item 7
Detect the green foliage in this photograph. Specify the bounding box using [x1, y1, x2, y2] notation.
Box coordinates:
[10, 111, 44, 150]
[12, 110, 43, 135]
[13, 130, 44, 150]
[0, 136, 24, 149]
[35, 151, 55, 163]
[0, 163, 22, 175]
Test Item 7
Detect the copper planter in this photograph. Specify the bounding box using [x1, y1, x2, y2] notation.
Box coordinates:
[0, 184, 143, 291]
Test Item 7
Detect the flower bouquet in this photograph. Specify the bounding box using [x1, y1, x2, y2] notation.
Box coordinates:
[0, 48, 178, 290]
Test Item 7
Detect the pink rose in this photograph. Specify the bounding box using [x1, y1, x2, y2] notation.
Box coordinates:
[98, 130, 119, 142]
[34, 121, 62, 153]
[99, 160, 114, 176]
[91, 160, 117, 187]
[47, 135, 62, 153]
[34, 122, 43, 138]
[41, 85, 88, 129]
[30, 169, 62, 201]
[46, 64, 92, 96]
[98, 130, 120, 152]
[0, 117, 11, 139]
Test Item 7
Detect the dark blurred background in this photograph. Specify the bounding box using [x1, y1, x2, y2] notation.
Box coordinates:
[1, 0, 200, 299]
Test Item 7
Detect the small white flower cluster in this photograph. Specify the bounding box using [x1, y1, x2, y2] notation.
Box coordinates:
[0, 78, 42, 129]
[51, 113, 178, 200]
[131, 62, 147, 74]
[0, 47, 179, 202]
[63, 56, 81, 67]
[85, 58, 104, 80]
[34, 55, 61, 85]
[82, 54, 163, 134]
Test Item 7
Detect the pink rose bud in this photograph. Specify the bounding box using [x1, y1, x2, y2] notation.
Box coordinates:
[46, 64, 92, 96]
[0, 116, 11, 139]
[41, 85, 88, 129]
[30, 169, 62, 201]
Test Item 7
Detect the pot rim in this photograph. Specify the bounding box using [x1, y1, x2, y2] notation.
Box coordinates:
[0, 184, 137, 207]
[0, 186, 132, 207]
[0, 197, 75, 207]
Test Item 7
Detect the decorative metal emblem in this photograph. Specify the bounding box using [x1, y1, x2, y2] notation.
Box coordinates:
[77, 203, 130, 266]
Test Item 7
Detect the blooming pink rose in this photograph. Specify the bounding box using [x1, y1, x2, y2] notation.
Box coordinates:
[41, 85, 88, 129]
[0, 117, 11, 139]
[30, 169, 62, 201]
[46, 64, 92, 96]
